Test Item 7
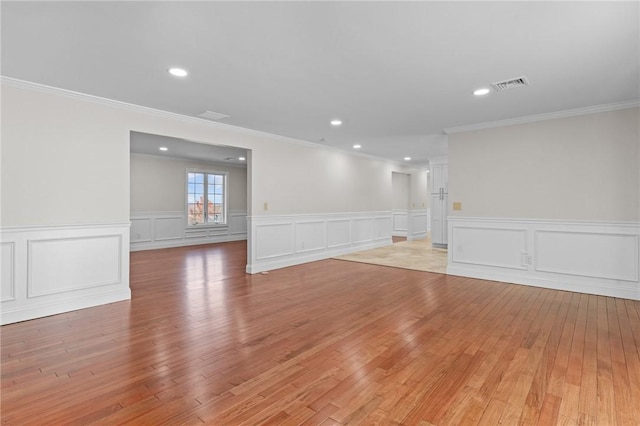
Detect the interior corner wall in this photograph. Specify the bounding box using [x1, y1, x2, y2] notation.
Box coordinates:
[448, 107, 640, 222]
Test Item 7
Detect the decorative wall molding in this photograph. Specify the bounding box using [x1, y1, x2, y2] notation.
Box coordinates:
[130, 210, 247, 251]
[1, 223, 131, 325]
[447, 217, 640, 300]
[247, 211, 393, 273]
[392, 210, 408, 237]
[393, 209, 429, 240]
[408, 209, 429, 241]
[444, 100, 640, 134]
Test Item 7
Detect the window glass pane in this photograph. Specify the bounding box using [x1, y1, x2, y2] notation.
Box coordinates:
[187, 172, 225, 226]
[187, 203, 204, 225]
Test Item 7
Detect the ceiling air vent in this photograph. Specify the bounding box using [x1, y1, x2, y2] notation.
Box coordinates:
[197, 110, 230, 121]
[492, 76, 529, 92]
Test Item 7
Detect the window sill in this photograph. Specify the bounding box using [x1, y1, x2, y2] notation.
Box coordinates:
[186, 224, 229, 230]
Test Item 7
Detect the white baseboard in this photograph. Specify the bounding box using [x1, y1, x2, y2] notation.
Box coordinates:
[447, 217, 640, 300]
[1, 223, 131, 324]
[130, 210, 247, 251]
[247, 211, 393, 274]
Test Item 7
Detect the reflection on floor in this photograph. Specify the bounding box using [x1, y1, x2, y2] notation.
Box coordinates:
[334, 238, 447, 274]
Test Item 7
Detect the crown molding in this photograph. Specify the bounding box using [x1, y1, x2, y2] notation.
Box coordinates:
[443, 100, 640, 134]
[1, 76, 413, 167]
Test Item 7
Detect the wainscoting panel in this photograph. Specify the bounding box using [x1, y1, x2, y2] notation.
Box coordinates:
[451, 226, 527, 270]
[130, 211, 247, 251]
[130, 218, 152, 243]
[447, 217, 640, 300]
[154, 216, 183, 241]
[28, 235, 122, 298]
[256, 223, 295, 260]
[247, 212, 392, 274]
[408, 210, 428, 241]
[392, 210, 408, 237]
[1, 242, 15, 302]
[296, 221, 326, 253]
[1, 223, 131, 325]
[352, 218, 375, 244]
[374, 217, 392, 241]
[327, 220, 351, 248]
[535, 230, 638, 282]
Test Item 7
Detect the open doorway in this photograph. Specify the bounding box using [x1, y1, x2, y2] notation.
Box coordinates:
[129, 131, 250, 254]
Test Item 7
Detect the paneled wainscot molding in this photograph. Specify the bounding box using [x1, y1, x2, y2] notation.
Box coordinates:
[130, 211, 247, 251]
[1, 223, 131, 325]
[392, 209, 430, 240]
[447, 217, 640, 300]
[247, 212, 393, 274]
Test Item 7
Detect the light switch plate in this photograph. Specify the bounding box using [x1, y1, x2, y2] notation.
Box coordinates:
[452, 202, 462, 211]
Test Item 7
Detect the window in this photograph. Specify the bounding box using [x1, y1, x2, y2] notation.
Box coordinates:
[186, 171, 227, 226]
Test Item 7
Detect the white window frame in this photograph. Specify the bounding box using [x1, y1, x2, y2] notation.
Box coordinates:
[185, 169, 229, 228]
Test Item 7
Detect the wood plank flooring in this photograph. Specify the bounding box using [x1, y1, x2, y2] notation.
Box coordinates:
[2, 241, 640, 425]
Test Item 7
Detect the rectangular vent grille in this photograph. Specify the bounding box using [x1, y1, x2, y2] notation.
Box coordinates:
[197, 110, 230, 121]
[492, 76, 529, 92]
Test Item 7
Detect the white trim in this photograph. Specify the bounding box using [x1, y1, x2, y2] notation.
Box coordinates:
[447, 217, 640, 300]
[130, 210, 247, 251]
[444, 100, 640, 134]
[1, 223, 131, 325]
[1, 222, 131, 233]
[247, 211, 393, 274]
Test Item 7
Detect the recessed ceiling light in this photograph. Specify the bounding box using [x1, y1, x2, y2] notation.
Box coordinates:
[353, 144, 361, 149]
[238, 156, 246, 161]
[330, 119, 342, 126]
[159, 147, 168, 151]
[404, 157, 411, 161]
[473, 88, 490, 96]
[168, 68, 188, 77]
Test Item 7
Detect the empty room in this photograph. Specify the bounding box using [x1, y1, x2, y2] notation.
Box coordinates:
[1, 2, 639, 425]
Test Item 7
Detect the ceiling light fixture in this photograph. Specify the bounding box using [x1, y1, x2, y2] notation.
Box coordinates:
[404, 157, 411, 161]
[473, 88, 490, 96]
[353, 144, 361, 149]
[330, 119, 342, 126]
[238, 156, 246, 161]
[159, 147, 168, 151]
[168, 68, 188, 77]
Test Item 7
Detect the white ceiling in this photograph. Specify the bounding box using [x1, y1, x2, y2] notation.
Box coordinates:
[130, 132, 248, 166]
[2, 1, 638, 165]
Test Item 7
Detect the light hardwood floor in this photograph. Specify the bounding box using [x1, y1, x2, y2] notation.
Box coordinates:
[334, 238, 448, 274]
[2, 241, 640, 424]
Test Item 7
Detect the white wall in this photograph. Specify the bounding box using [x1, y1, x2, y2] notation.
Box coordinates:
[448, 107, 640, 221]
[130, 153, 247, 212]
[392, 172, 410, 210]
[446, 107, 640, 300]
